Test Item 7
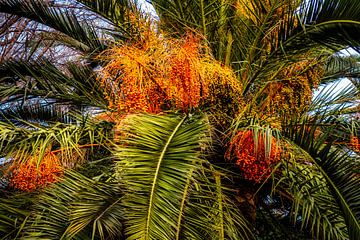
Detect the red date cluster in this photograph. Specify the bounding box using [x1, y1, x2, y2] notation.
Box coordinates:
[9, 153, 63, 192]
[226, 130, 281, 183]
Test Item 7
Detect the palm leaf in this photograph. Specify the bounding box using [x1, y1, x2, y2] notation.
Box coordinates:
[0, 193, 32, 239]
[311, 81, 357, 107]
[275, 152, 348, 239]
[321, 55, 360, 86]
[283, 117, 360, 240]
[78, 0, 139, 37]
[0, 116, 109, 166]
[114, 114, 253, 240]
[21, 171, 122, 240]
[0, 104, 76, 125]
[282, 0, 360, 54]
[0, 0, 105, 54]
[65, 183, 123, 240]
[0, 59, 107, 107]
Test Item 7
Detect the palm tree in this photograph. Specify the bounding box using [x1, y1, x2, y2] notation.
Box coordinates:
[0, 0, 359, 239]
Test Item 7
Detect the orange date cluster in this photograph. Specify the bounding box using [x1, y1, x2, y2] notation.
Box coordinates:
[99, 34, 242, 115]
[9, 152, 63, 192]
[226, 130, 281, 182]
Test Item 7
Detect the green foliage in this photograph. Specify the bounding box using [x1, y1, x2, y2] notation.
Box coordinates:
[78, 0, 141, 37]
[20, 171, 123, 240]
[276, 155, 348, 239]
[0, 192, 32, 239]
[0, 116, 109, 167]
[0, 0, 360, 239]
[281, 110, 360, 239]
[0, 59, 107, 107]
[114, 114, 253, 240]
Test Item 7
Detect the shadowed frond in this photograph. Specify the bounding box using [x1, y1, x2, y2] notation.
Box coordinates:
[321, 55, 360, 85]
[282, 0, 360, 54]
[0, 59, 107, 107]
[283, 116, 360, 240]
[0, 0, 106, 53]
[276, 152, 348, 239]
[0, 192, 31, 239]
[0, 104, 76, 125]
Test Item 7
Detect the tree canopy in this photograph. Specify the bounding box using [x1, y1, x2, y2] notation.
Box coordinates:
[0, 0, 360, 239]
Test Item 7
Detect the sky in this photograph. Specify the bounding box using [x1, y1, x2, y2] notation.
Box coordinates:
[139, 0, 156, 14]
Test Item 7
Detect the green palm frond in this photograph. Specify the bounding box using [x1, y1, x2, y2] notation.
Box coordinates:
[182, 167, 253, 240]
[114, 114, 253, 240]
[0, 0, 106, 54]
[276, 153, 348, 239]
[310, 81, 358, 112]
[150, 0, 219, 33]
[63, 171, 123, 240]
[0, 193, 32, 239]
[0, 116, 110, 165]
[321, 55, 360, 85]
[315, 149, 360, 240]
[0, 59, 107, 107]
[20, 171, 122, 240]
[283, 116, 360, 240]
[65, 182, 123, 240]
[282, 0, 360, 54]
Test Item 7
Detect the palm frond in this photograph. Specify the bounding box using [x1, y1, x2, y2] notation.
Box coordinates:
[114, 114, 253, 240]
[321, 55, 360, 85]
[78, 0, 139, 37]
[275, 152, 348, 239]
[0, 59, 107, 107]
[65, 172, 123, 240]
[282, 0, 360, 54]
[0, 116, 110, 166]
[310, 81, 358, 112]
[21, 171, 122, 240]
[283, 116, 360, 240]
[0, 192, 32, 239]
[0, 103, 76, 125]
[0, 0, 106, 54]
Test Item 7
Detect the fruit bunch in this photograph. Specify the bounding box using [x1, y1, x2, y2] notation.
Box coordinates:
[226, 130, 281, 182]
[261, 60, 323, 117]
[349, 135, 360, 152]
[98, 34, 242, 115]
[9, 152, 63, 192]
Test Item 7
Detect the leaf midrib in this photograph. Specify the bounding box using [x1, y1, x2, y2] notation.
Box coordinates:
[145, 115, 187, 239]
